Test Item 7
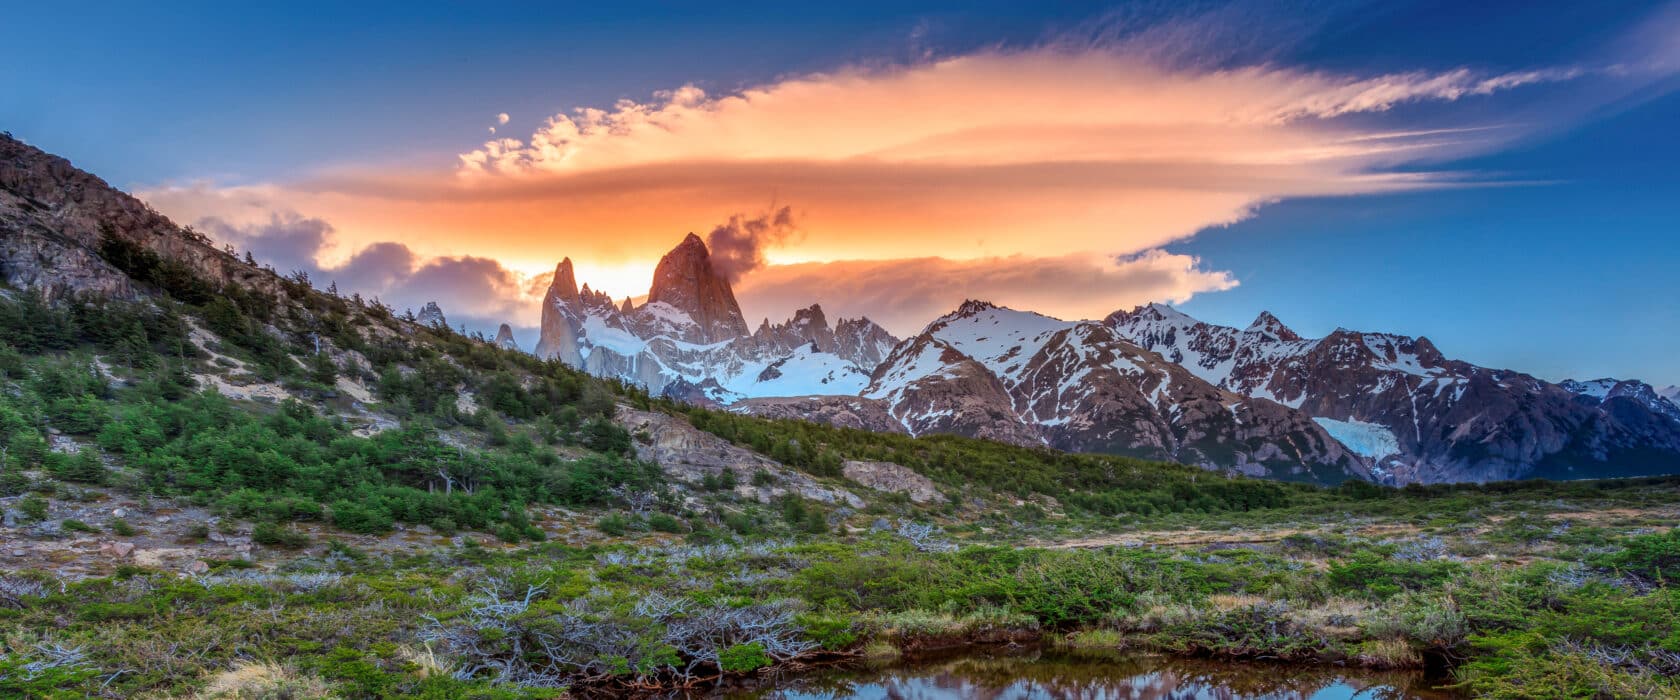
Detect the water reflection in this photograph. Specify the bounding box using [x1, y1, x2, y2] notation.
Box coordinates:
[717, 649, 1461, 699]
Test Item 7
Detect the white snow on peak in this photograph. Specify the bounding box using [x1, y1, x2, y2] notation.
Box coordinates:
[578, 313, 649, 357]
[1360, 334, 1439, 378]
[1312, 417, 1401, 459]
[1561, 378, 1618, 400]
[1141, 302, 1199, 325]
[864, 338, 968, 401]
[725, 344, 869, 399]
[924, 304, 1075, 388]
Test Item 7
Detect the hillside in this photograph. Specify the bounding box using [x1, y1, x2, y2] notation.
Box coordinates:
[2, 133, 1679, 698]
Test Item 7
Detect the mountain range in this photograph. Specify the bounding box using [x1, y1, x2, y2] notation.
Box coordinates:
[4, 130, 1676, 487]
[535, 234, 1680, 485]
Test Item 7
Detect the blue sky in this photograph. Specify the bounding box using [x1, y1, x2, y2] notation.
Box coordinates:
[3, 1, 1678, 386]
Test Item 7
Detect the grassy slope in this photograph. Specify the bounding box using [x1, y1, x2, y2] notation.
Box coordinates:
[0, 247, 1677, 697]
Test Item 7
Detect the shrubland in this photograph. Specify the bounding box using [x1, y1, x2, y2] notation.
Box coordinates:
[1, 258, 1677, 697]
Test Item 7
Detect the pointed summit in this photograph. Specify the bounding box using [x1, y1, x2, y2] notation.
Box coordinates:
[550, 258, 579, 303]
[646, 233, 749, 342]
[495, 323, 520, 352]
[416, 301, 447, 327]
[1244, 311, 1301, 341]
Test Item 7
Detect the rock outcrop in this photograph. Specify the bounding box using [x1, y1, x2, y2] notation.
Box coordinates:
[614, 406, 863, 507]
[494, 323, 519, 352]
[0, 133, 287, 302]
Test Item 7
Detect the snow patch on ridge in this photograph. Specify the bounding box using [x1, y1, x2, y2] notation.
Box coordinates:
[1312, 417, 1400, 459]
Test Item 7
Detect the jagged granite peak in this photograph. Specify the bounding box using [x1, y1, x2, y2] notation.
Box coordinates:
[646, 232, 748, 343]
[495, 323, 520, 352]
[834, 316, 898, 369]
[551, 258, 580, 303]
[1245, 311, 1302, 342]
[415, 301, 447, 327]
[533, 236, 896, 402]
[749, 303, 837, 356]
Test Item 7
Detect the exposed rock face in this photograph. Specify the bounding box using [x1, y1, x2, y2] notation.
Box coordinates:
[494, 324, 520, 352]
[0, 133, 286, 302]
[533, 236, 898, 400]
[614, 406, 863, 507]
[860, 301, 1368, 481]
[533, 259, 586, 366]
[1107, 303, 1680, 483]
[416, 301, 447, 328]
[841, 460, 942, 504]
[647, 233, 749, 343]
[730, 395, 907, 434]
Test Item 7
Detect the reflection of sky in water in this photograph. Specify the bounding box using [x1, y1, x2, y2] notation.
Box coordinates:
[776, 678, 1393, 700]
[733, 653, 1453, 700]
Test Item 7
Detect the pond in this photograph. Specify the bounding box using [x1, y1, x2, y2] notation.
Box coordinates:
[714, 648, 1464, 699]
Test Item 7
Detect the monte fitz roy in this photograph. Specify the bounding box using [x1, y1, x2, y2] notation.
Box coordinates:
[3, 128, 1675, 489]
[510, 232, 1680, 486]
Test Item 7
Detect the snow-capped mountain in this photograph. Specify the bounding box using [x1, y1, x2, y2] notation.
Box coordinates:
[533, 235, 897, 402]
[1663, 386, 1680, 406]
[415, 301, 447, 328]
[1106, 304, 1680, 483]
[528, 234, 1679, 486]
[841, 300, 1369, 481]
[1561, 378, 1680, 423]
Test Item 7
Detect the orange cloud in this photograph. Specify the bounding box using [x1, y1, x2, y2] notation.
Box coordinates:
[735, 251, 1237, 336]
[138, 36, 1662, 327]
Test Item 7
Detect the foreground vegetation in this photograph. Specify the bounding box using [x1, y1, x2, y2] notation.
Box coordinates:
[2, 514, 1676, 697]
[2, 256, 1678, 697]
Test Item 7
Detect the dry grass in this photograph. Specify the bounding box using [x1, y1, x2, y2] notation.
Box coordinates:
[1355, 639, 1422, 669]
[191, 661, 337, 699]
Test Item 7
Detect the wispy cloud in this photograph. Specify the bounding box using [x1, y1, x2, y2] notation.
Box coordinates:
[139, 5, 1680, 332]
[736, 250, 1238, 335]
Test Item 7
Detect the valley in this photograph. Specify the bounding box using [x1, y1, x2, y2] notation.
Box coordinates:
[1, 134, 1678, 699]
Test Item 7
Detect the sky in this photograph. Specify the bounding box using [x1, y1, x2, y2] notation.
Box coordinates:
[3, 1, 1678, 386]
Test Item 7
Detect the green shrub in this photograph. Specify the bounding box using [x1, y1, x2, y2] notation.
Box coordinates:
[52, 448, 107, 484]
[18, 494, 48, 522]
[109, 517, 137, 536]
[647, 513, 683, 533]
[1328, 552, 1463, 599]
[61, 518, 98, 533]
[718, 642, 772, 672]
[1606, 527, 1679, 583]
[329, 500, 392, 534]
[253, 521, 311, 548]
[596, 514, 630, 536]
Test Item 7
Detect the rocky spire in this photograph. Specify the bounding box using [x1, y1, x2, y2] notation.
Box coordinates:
[416, 301, 447, 327]
[534, 257, 586, 365]
[551, 258, 579, 304]
[645, 233, 749, 343]
[494, 323, 520, 352]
